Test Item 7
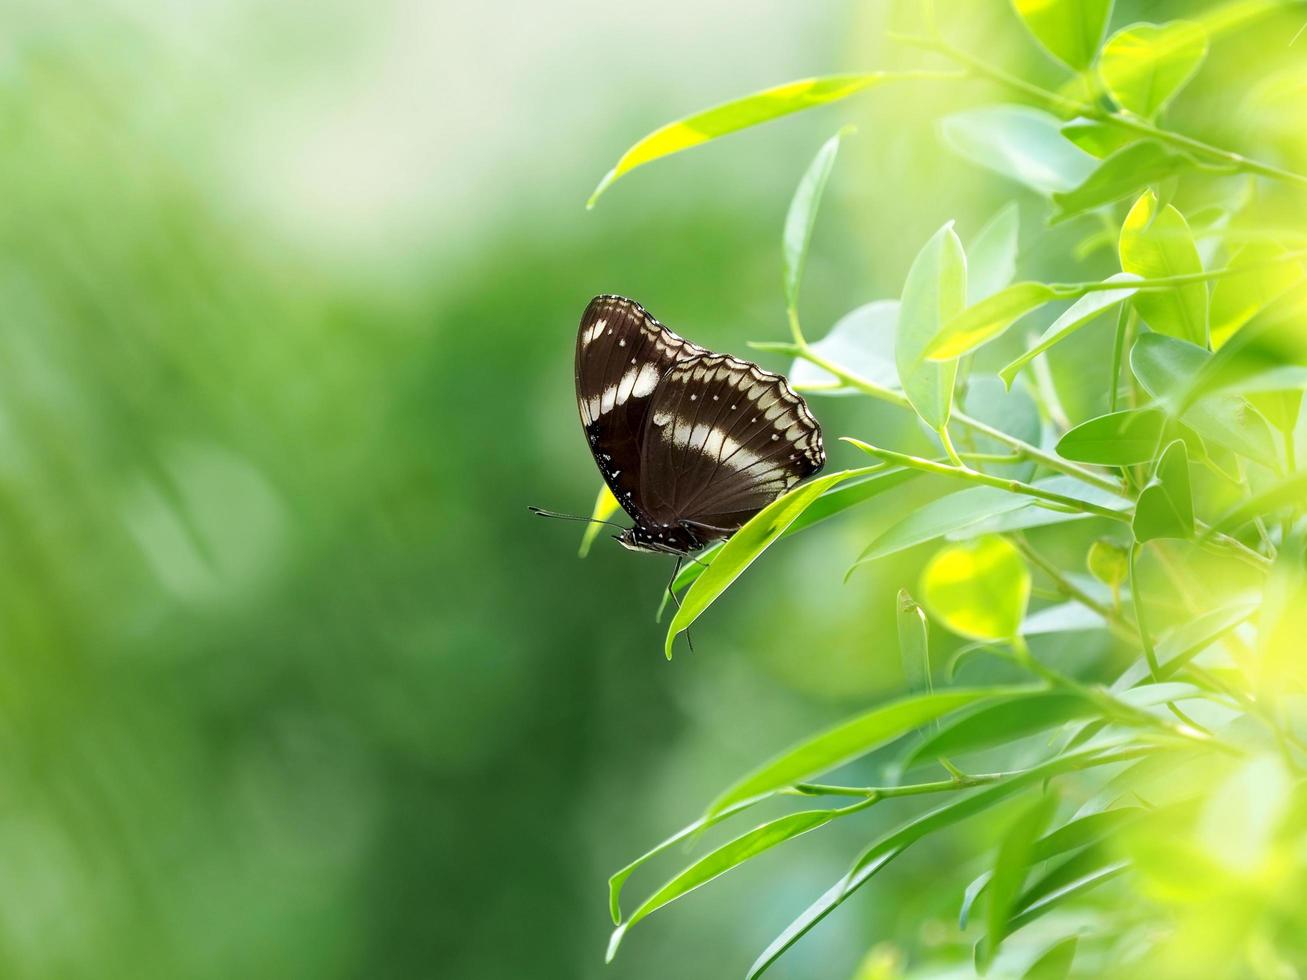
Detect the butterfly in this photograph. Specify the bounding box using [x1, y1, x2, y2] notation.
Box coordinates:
[571, 294, 824, 556]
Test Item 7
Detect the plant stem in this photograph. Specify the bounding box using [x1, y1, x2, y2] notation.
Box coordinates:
[1010, 534, 1136, 644]
[844, 439, 1128, 521]
[892, 32, 1307, 188]
[938, 425, 964, 466]
[1109, 305, 1133, 414]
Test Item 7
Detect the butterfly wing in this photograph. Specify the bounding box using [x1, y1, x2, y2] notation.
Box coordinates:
[638, 352, 824, 539]
[575, 295, 705, 523]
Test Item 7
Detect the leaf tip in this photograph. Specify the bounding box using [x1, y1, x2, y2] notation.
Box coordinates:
[587, 168, 618, 209]
[605, 924, 627, 963]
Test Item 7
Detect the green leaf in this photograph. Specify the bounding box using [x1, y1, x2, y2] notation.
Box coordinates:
[897, 590, 931, 694]
[998, 274, 1141, 388]
[587, 74, 897, 207]
[1022, 937, 1079, 980]
[1119, 191, 1208, 346]
[1098, 21, 1209, 119]
[607, 805, 853, 961]
[788, 301, 900, 395]
[903, 691, 1093, 770]
[1011, 0, 1114, 69]
[1022, 602, 1105, 634]
[951, 477, 1131, 536]
[747, 747, 1119, 979]
[1210, 244, 1305, 349]
[1087, 539, 1129, 589]
[1203, 471, 1307, 538]
[664, 469, 868, 657]
[784, 129, 851, 313]
[1184, 280, 1307, 406]
[1050, 141, 1196, 222]
[897, 223, 967, 429]
[607, 796, 766, 924]
[925, 282, 1057, 361]
[1133, 439, 1194, 541]
[1008, 846, 1129, 933]
[920, 535, 1030, 641]
[968, 203, 1021, 304]
[940, 105, 1095, 195]
[1059, 117, 1138, 158]
[579, 484, 620, 558]
[982, 792, 1059, 970]
[707, 687, 1028, 819]
[1055, 407, 1167, 464]
[854, 486, 1033, 564]
[1131, 332, 1280, 469]
[663, 468, 919, 605]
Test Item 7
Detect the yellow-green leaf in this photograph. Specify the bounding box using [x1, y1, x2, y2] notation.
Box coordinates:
[1133, 439, 1194, 542]
[1209, 243, 1305, 349]
[588, 74, 889, 207]
[578, 484, 620, 558]
[1059, 117, 1138, 158]
[920, 536, 1031, 641]
[925, 282, 1057, 361]
[1098, 20, 1209, 119]
[1087, 539, 1129, 588]
[1119, 191, 1208, 346]
[1050, 141, 1195, 222]
[1012, 0, 1114, 70]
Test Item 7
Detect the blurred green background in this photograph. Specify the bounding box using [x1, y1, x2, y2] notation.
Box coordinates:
[5, 1, 1304, 977]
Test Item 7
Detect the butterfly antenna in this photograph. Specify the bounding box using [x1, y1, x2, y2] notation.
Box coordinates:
[527, 506, 626, 531]
[665, 556, 695, 655]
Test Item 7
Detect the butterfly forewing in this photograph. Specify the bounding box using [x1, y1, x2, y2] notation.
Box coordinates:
[639, 353, 824, 537]
[575, 295, 705, 523]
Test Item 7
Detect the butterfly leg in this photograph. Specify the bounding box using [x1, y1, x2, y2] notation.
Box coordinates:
[664, 556, 695, 655]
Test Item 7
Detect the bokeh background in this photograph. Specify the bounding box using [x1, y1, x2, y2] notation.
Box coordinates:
[6, 1, 1305, 977]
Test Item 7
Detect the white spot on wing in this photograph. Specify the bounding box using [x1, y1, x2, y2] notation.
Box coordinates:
[582, 318, 608, 346]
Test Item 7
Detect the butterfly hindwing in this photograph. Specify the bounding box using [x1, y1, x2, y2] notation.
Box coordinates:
[575, 295, 705, 523]
[638, 352, 824, 538]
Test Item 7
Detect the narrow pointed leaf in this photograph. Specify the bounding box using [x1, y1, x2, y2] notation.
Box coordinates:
[982, 792, 1059, 970]
[707, 687, 1032, 818]
[784, 129, 851, 311]
[588, 74, 896, 206]
[897, 223, 966, 428]
[664, 468, 869, 657]
[1051, 141, 1196, 222]
[903, 692, 1093, 770]
[897, 590, 931, 694]
[579, 484, 620, 558]
[925, 282, 1057, 361]
[999, 274, 1141, 387]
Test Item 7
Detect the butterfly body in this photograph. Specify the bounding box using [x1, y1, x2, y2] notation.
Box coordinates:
[575, 295, 824, 555]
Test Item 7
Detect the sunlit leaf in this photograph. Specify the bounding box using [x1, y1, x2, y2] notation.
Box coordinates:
[664, 468, 869, 657]
[920, 535, 1030, 641]
[1050, 142, 1196, 222]
[588, 74, 897, 207]
[982, 792, 1059, 970]
[968, 202, 1021, 304]
[1098, 21, 1209, 119]
[897, 223, 966, 429]
[1023, 602, 1105, 634]
[707, 687, 1032, 819]
[1119, 192, 1208, 346]
[924, 282, 1057, 361]
[579, 484, 620, 558]
[961, 376, 1041, 482]
[897, 590, 931, 694]
[1133, 440, 1194, 541]
[1007, 846, 1129, 933]
[1184, 280, 1307, 406]
[998, 274, 1141, 388]
[1131, 333, 1280, 469]
[951, 477, 1131, 535]
[1203, 471, 1307, 537]
[789, 301, 900, 395]
[784, 128, 851, 312]
[1011, 0, 1114, 69]
[1055, 407, 1167, 464]
[1209, 244, 1305, 349]
[1059, 117, 1138, 158]
[940, 105, 1095, 195]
